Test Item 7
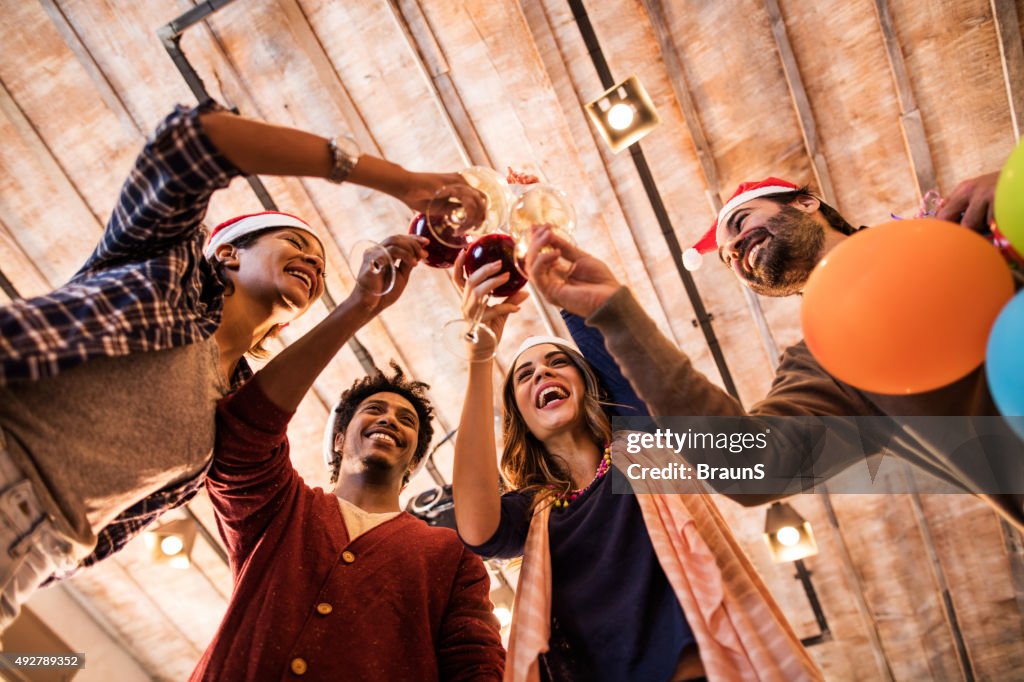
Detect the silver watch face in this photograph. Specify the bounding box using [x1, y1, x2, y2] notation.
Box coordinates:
[334, 135, 360, 162]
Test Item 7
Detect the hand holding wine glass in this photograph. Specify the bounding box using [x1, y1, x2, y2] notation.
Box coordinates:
[452, 249, 529, 362]
[393, 171, 487, 228]
[346, 234, 427, 318]
[525, 225, 621, 318]
[444, 230, 531, 361]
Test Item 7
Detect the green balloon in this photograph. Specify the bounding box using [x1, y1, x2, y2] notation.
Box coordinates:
[995, 139, 1024, 253]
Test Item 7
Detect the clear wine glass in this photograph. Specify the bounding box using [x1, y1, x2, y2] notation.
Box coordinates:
[345, 239, 397, 297]
[507, 183, 576, 246]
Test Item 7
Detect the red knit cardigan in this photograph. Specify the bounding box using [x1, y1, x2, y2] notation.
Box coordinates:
[190, 379, 505, 681]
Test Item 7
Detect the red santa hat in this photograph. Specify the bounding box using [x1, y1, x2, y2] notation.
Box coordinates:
[683, 177, 801, 271]
[204, 211, 320, 259]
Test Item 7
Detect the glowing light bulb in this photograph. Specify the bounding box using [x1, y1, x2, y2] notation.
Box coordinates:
[607, 103, 635, 131]
[776, 526, 801, 547]
[494, 606, 513, 628]
[169, 555, 191, 570]
[160, 536, 184, 555]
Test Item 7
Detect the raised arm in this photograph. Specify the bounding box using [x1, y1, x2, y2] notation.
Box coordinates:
[451, 252, 528, 546]
[86, 104, 481, 272]
[200, 111, 483, 218]
[525, 226, 742, 417]
[254, 235, 425, 412]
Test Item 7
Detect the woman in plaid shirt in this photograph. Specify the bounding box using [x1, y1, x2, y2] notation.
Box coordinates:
[0, 101, 478, 630]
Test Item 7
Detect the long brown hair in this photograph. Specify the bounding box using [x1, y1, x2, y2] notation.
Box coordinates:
[500, 344, 612, 510]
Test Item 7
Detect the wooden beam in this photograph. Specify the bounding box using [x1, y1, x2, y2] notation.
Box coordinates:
[386, 0, 492, 167]
[274, 0, 382, 156]
[820, 490, 896, 681]
[385, 0, 566, 342]
[37, 0, 142, 136]
[901, 465, 977, 680]
[763, 0, 837, 207]
[871, 0, 938, 196]
[990, 0, 1024, 143]
[642, 0, 780, 368]
[638, 0, 721, 210]
[999, 520, 1024, 641]
[0, 76, 103, 232]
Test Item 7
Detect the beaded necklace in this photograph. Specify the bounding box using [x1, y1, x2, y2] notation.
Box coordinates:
[550, 443, 612, 509]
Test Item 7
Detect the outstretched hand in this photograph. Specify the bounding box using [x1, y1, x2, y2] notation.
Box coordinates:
[935, 171, 998, 232]
[452, 249, 529, 362]
[396, 172, 486, 235]
[524, 226, 621, 318]
[348, 234, 427, 318]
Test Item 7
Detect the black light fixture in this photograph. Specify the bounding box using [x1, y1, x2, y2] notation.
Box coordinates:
[763, 501, 831, 646]
[584, 75, 660, 153]
[144, 518, 197, 570]
[764, 501, 818, 563]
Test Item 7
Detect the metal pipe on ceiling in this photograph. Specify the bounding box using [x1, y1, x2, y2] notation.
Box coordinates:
[156, 0, 378, 375]
[566, 0, 741, 401]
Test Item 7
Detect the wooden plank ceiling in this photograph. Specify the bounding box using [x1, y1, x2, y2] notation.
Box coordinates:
[1, 0, 1023, 679]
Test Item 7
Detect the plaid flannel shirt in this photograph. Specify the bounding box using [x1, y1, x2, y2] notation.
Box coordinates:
[0, 102, 252, 580]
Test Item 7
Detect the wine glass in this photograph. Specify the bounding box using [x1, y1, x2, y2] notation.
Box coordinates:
[411, 167, 513, 269]
[443, 231, 529, 361]
[345, 239, 397, 296]
[507, 183, 576, 246]
[346, 168, 506, 292]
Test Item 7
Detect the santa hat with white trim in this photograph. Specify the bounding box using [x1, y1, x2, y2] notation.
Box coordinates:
[682, 177, 802, 271]
[204, 210, 322, 259]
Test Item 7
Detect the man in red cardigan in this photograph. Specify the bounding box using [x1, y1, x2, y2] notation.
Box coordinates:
[190, 236, 504, 681]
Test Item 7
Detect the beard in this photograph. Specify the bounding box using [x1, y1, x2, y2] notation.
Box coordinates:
[348, 448, 404, 485]
[739, 206, 825, 296]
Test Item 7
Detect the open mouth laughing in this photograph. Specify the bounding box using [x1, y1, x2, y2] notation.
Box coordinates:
[738, 229, 772, 276]
[363, 427, 404, 449]
[534, 381, 570, 410]
[284, 263, 318, 298]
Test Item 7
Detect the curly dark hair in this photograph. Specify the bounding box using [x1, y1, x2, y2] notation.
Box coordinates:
[763, 185, 857, 236]
[328, 362, 435, 487]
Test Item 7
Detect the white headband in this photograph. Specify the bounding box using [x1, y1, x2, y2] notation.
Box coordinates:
[204, 212, 320, 259]
[511, 335, 581, 365]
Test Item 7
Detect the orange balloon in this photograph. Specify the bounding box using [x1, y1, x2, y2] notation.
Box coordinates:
[801, 219, 1014, 395]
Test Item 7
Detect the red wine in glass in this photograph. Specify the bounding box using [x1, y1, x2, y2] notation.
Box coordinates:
[409, 213, 467, 269]
[463, 233, 528, 296]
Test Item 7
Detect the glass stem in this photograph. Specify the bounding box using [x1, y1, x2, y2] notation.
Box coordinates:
[466, 294, 491, 343]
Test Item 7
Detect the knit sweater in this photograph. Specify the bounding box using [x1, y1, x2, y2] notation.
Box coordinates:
[191, 379, 505, 681]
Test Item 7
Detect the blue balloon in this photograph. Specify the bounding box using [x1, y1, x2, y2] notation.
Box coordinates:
[987, 290, 1024, 439]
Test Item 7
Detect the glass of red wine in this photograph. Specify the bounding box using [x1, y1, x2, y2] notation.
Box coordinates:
[412, 167, 512, 269]
[444, 231, 529, 361]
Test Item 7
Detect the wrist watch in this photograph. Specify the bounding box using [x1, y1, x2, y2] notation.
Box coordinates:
[327, 135, 361, 183]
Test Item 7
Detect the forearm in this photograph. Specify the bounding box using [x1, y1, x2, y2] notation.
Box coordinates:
[452, 361, 503, 546]
[587, 287, 745, 417]
[254, 298, 374, 413]
[199, 111, 412, 199]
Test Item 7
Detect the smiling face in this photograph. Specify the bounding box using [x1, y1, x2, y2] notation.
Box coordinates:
[335, 391, 421, 482]
[229, 227, 327, 319]
[510, 344, 588, 442]
[715, 196, 827, 297]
